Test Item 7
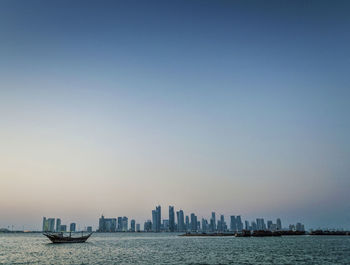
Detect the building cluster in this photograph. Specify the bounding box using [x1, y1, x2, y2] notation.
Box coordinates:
[98, 215, 140, 232]
[49, 205, 305, 233]
[142, 206, 305, 233]
[289, 222, 305, 232]
[143, 206, 246, 233]
[42, 217, 92, 233]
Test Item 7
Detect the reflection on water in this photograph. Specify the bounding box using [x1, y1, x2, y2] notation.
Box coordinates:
[1, 233, 350, 264]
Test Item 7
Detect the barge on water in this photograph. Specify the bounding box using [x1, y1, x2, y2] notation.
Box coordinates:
[310, 230, 350, 236]
[180, 232, 236, 237]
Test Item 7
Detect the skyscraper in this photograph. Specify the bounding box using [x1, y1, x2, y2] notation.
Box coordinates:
[210, 212, 216, 231]
[230, 216, 237, 232]
[218, 214, 226, 232]
[256, 218, 266, 231]
[144, 220, 152, 232]
[245, 220, 250, 231]
[236, 216, 243, 232]
[48, 218, 55, 232]
[98, 215, 117, 232]
[117, 217, 123, 232]
[267, 220, 273, 231]
[70, 222, 76, 232]
[152, 210, 157, 232]
[169, 206, 175, 232]
[176, 210, 185, 232]
[190, 213, 197, 232]
[276, 218, 282, 230]
[185, 215, 190, 231]
[251, 221, 257, 231]
[56, 218, 61, 232]
[201, 218, 208, 232]
[122, 216, 128, 232]
[130, 219, 136, 232]
[42, 217, 48, 232]
[156, 206, 161, 232]
[152, 206, 161, 232]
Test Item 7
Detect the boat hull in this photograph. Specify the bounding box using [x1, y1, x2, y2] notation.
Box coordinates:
[43, 233, 92, 243]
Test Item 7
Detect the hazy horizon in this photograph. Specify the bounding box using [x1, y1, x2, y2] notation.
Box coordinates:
[1, 0, 350, 231]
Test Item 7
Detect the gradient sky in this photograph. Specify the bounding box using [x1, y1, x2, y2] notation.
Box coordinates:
[0, 0, 349, 231]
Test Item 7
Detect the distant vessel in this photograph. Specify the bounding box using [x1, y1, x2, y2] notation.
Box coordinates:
[43, 232, 93, 243]
[310, 230, 350, 236]
[251, 230, 282, 237]
[235, 230, 251, 237]
[180, 232, 236, 237]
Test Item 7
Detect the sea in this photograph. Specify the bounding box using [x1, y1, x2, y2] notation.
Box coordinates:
[1, 233, 350, 264]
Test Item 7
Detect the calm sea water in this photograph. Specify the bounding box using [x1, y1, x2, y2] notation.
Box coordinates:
[1, 233, 350, 264]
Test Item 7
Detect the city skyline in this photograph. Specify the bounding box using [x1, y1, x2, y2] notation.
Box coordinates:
[44, 204, 304, 233]
[5, 204, 324, 232]
[42, 204, 306, 234]
[1, 0, 350, 231]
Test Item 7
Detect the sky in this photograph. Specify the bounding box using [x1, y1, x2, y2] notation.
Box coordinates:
[0, 0, 349, 231]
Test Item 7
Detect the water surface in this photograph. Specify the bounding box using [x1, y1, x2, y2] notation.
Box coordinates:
[1, 233, 349, 264]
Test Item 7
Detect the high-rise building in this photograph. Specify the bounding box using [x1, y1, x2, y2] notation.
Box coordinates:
[256, 218, 266, 230]
[56, 218, 61, 232]
[70, 222, 76, 232]
[48, 218, 55, 232]
[98, 215, 117, 232]
[276, 218, 282, 230]
[87, 226, 92, 232]
[42, 217, 48, 232]
[152, 206, 161, 232]
[156, 206, 161, 231]
[236, 216, 243, 232]
[122, 217, 128, 232]
[185, 215, 190, 231]
[136, 223, 140, 232]
[251, 221, 257, 231]
[267, 220, 273, 231]
[144, 220, 152, 232]
[152, 210, 157, 232]
[130, 219, 136, 232]
[163, 219, 169, 231]
[190, 213, 197, 232]
[117, 217, 123, 232]
[201, 218, 208, 232]
[169, 206, 175, 232]
[211, 212, 216, 231]
[218, 215, 226, 232]
[60, 225, 67, 232]
[245, 220, 250, 231]
[176, 210, 185, 232]
[230, 216, 237, 232]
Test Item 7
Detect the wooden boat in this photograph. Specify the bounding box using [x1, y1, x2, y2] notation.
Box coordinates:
[43, 232, 93, 243]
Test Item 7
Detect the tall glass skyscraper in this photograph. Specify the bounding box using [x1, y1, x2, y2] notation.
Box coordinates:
[169, 206, 175, 232]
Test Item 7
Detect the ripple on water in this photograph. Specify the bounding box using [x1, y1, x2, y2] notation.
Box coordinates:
[0, 233, 350, 264]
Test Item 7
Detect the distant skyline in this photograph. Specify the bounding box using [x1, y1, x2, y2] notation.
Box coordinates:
[1, 0, 350, 230]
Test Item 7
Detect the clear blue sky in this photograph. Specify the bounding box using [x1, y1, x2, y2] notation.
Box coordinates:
[0, 0, 349, 230]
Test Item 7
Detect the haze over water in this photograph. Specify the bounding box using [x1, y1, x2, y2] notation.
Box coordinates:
[1, 0, 350, 231]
